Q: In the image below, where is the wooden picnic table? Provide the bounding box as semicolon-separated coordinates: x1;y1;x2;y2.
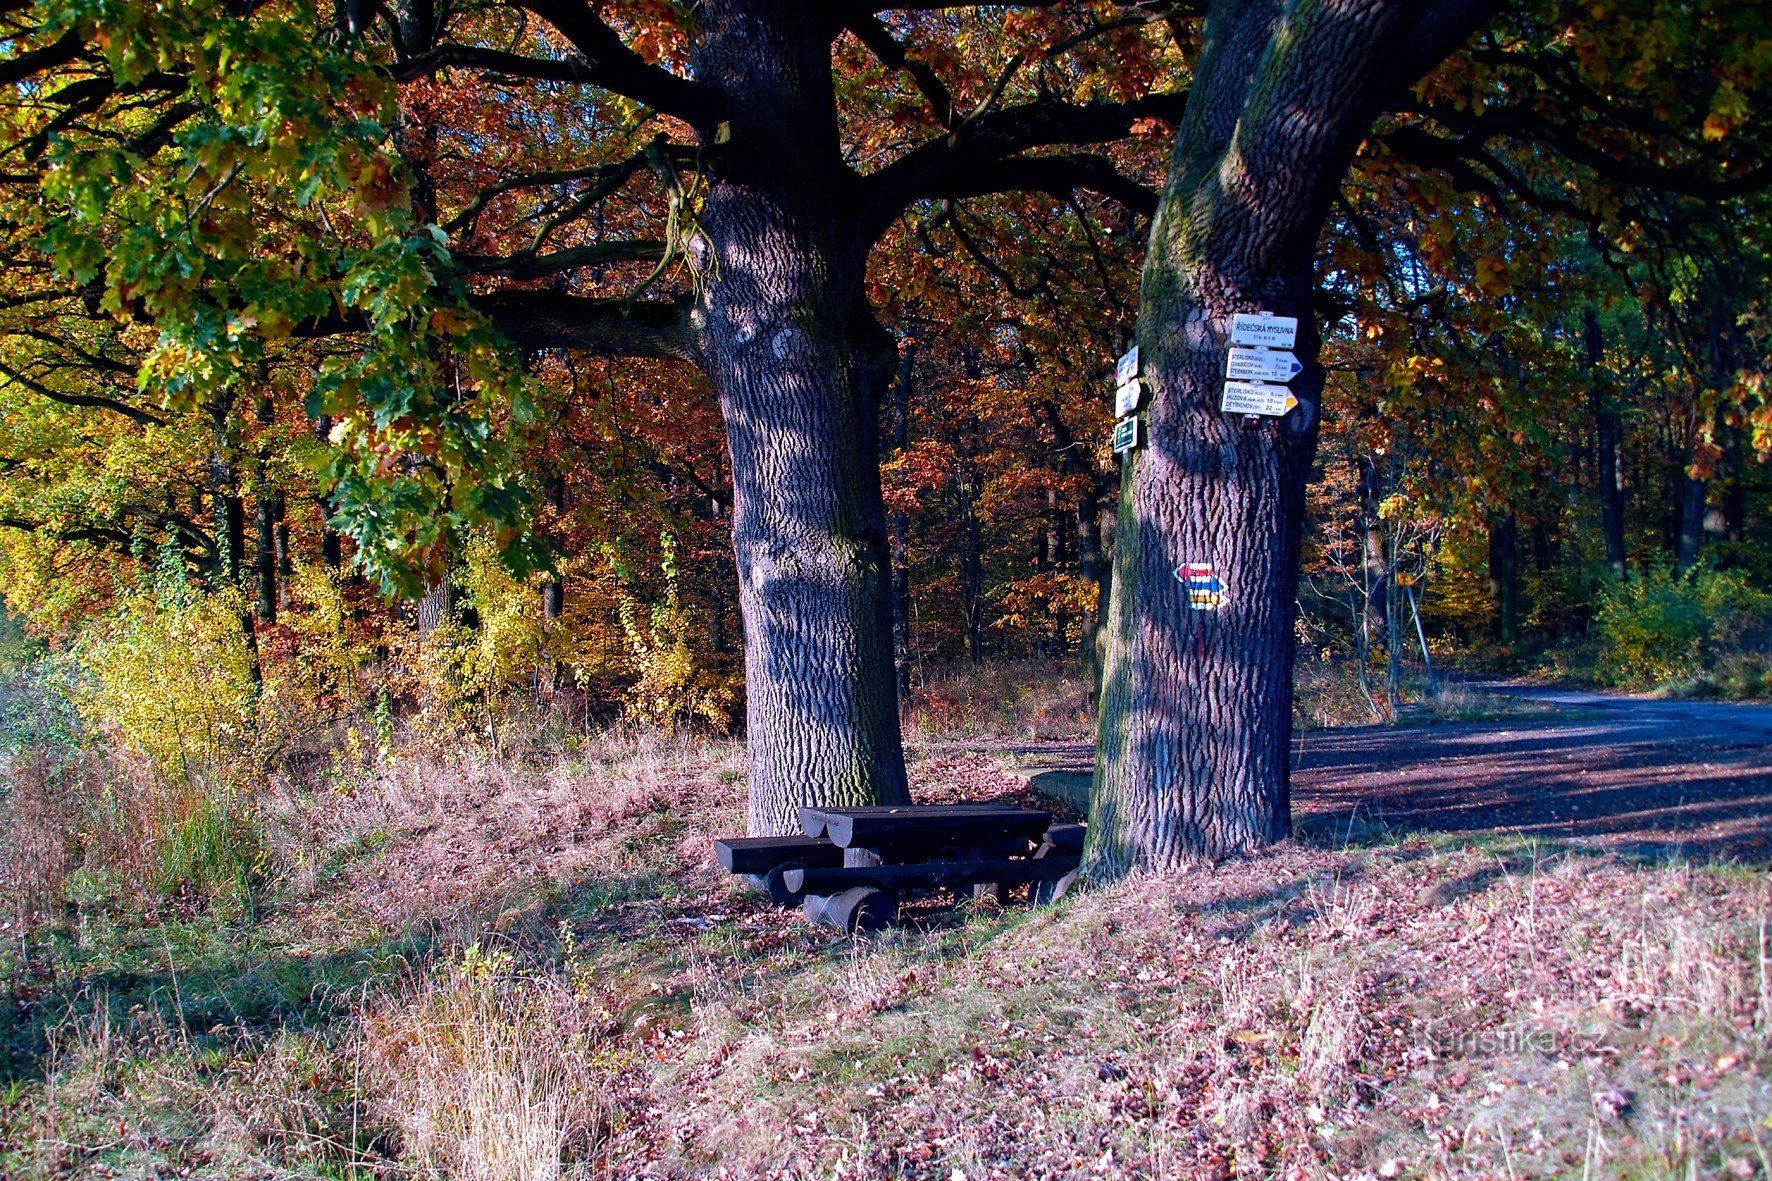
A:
712;803;1083;933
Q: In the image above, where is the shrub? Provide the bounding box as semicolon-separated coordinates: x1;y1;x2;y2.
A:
604;532;736;735
71;550;268;913
1594;564;1772;686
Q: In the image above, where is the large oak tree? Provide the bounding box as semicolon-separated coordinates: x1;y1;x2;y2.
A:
2;0;1178;833
1088;0;1772;867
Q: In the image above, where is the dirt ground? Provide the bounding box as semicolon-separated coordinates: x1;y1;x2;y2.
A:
996;684;1772;864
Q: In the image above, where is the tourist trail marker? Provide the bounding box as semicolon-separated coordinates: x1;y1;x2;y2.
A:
1175;563;1226;610
1226;347;1303;383
1112;416;1141;455
1228;313;1298;350
1220;380;1300;417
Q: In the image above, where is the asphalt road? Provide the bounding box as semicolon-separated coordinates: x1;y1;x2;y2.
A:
1292;683;1772;863
1005;683;1772;864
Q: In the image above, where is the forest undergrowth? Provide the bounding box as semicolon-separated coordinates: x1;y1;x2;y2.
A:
2;666;1768;1180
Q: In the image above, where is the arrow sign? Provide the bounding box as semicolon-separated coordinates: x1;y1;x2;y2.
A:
1220;380;1300;417
1114;378;1143;417
1229;313;1298;349
1226;347;1302;383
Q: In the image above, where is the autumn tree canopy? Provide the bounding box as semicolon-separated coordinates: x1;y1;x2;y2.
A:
0;0;1766;860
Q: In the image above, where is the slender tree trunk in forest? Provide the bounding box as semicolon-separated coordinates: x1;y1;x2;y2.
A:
253;397;276;622
209;461;245;589
1586;310;1628;581
1077;495;1107;676
1674;470;1707;574
1487;513;1520;644
890;341;915;697
1087;0;1496;870
207;403;259;682
1720;423;1747;550
692;2;909;834
1357;453;1390;694
314;414;344;570
1047;487;1067;655
255;495;277;623
271;492;291;608
959;475;985;668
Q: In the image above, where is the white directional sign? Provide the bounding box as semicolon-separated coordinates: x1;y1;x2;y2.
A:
1226;347;1302;383
1229;313;1299;350
1115;344;1140;386
1220;380;1300;417
1114;378;1143;417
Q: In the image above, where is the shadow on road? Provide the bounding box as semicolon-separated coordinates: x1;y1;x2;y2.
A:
1006;694;1772;865
1292;710;1772;865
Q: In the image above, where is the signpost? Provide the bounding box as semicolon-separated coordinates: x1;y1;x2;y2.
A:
1220;380;1299;417
1112;343;1143;455
1112;416;1140;455
1225;347;1302;383
1228;313;1298;349
1221;313;1302;419
1115;344;1140;387
1114;378;1143;417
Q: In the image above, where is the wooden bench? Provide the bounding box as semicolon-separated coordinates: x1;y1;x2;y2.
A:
712;804;1086;932
712;834;843;874
712;834;843;905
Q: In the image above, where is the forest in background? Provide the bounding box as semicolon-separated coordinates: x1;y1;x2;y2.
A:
1;1;1769;739
0;2;1770;1177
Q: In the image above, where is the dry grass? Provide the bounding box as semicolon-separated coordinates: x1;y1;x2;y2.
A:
902;660;1096;743
5;716;1770;1180
356;944;621;1180
285;724;746;942
626;845;1770;1179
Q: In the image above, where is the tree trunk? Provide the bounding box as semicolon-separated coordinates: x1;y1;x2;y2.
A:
1076;493;1107;675
1720;422;1747;550
1586;310;1628;581
693;1;909;834
959;475;985;668
1087;0;1494;870
209;457;245;590
255;493;278;623
890;340;914;697
1487;513;1519;644
1674;470;1707;574
314;415;344;569
417;580;450;632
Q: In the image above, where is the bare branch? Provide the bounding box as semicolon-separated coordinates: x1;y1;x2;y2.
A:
515;0;725;126
454;239;668;280
474;289;700;364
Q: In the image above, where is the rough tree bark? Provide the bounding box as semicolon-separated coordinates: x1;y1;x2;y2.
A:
691;2;909;833
1087;0;1496;870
